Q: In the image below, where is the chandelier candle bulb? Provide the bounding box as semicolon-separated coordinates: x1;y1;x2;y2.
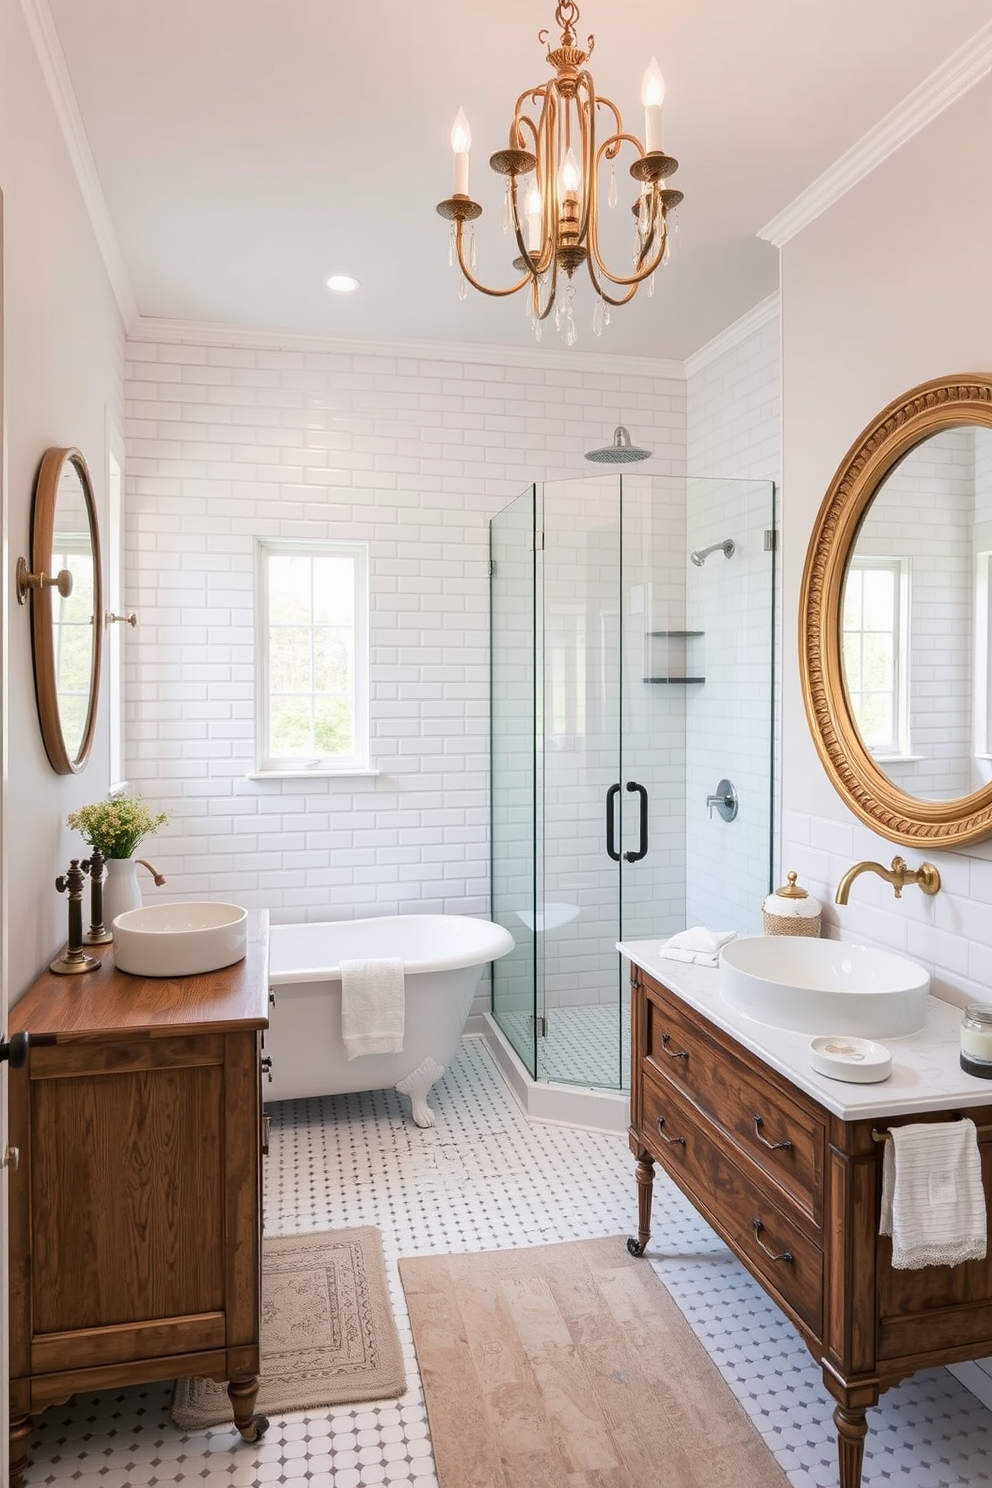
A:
642;56;665;154
451;108;471;195
526;185;542;251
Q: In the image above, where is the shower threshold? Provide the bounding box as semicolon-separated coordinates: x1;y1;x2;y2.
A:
474;1012;629;1136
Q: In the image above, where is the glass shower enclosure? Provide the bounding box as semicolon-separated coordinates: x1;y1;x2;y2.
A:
490;471;776;1092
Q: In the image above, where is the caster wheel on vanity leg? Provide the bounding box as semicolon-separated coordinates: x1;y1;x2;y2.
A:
627;1236;647;1257
237;1413;269;1443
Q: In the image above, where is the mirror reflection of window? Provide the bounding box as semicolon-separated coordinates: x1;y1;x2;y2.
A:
845;426;979;801
842;557;908;759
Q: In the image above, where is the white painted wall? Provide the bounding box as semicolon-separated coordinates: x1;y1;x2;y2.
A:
781;73;992;1004
0;0;124;1004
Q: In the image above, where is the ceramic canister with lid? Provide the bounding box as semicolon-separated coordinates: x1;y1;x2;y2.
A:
762;871;822;938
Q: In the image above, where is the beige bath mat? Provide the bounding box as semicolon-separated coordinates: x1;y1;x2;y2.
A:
400;1233;791;1487
172;1226;406;1428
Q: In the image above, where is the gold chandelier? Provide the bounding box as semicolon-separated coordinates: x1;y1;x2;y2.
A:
436;0;682;345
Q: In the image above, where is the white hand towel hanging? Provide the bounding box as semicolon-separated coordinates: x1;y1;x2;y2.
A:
340;957;405;1060
659;927;737;968
879;1119;987;1269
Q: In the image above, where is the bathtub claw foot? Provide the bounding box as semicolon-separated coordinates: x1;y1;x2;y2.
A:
396;1057;446;1128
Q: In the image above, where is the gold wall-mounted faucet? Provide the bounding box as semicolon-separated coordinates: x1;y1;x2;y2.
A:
835;855;941;905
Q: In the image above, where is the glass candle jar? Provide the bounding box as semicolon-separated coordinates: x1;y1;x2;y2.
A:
960;1004;992;1077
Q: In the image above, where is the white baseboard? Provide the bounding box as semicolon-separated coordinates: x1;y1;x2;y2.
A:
466;1014;629;1137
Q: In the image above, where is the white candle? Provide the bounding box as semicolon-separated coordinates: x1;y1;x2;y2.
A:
525;184;542;252
962;1022;992;1061
451;108;471;196
641;56;665;154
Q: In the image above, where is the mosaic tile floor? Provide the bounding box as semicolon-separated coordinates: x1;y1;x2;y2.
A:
21;1036;992;1487
498;1001;631;1089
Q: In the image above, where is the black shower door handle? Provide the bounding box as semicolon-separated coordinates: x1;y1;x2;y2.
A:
624;781;649;862
606;783;621;861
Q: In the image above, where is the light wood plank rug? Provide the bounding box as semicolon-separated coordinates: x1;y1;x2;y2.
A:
172;1227;406;1429
400;1235;792;1488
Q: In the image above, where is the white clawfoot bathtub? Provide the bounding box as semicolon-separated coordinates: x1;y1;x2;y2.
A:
264;914;514;1126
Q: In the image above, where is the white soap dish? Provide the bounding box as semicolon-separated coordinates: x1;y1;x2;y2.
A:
808;1035;892;1084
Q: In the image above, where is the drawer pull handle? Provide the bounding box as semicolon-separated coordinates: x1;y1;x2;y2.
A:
752;1218;793;1264
661;1034;688;1062
656;1116;686;1147
753;1115;793;1152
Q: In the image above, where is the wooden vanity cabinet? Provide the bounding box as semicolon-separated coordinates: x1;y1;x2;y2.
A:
628;963;992;1488
7;912;270;1487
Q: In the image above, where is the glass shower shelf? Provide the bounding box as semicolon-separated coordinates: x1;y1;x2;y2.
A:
642;675;706;683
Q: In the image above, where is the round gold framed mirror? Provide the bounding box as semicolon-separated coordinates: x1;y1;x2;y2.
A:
800;374;992;847
25;447;103;774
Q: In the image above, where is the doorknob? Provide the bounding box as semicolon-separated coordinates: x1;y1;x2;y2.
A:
0;1032;29;1069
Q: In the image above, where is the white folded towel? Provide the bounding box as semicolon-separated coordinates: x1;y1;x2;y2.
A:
340;957;405;1061
879;1119;987;1269
659;927;738;968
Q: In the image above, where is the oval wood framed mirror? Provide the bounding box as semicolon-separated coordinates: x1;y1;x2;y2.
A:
800;374;992;848
26;447;103;774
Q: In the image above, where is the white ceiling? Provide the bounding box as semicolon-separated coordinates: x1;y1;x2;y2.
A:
42;0;992;361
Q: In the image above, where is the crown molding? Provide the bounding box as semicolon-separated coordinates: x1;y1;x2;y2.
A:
126;317;687;381
759;22;992;247
684;294;779;379
20;0;137;325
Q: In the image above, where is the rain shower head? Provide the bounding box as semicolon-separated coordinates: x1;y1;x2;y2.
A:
584;425;651;464
690;538;736;567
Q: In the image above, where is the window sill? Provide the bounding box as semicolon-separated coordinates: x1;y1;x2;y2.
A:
247;768;381;780
870;753;924;764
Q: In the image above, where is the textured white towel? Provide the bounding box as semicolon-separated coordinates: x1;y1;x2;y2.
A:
340;957;405;1060
879;1119;987;1269
659;927;738;968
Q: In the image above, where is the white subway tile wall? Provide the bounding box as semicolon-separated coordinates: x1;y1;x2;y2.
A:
685;313;782;929
124;336;685;1017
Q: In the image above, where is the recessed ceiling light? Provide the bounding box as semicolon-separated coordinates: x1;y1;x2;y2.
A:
326;274;360;293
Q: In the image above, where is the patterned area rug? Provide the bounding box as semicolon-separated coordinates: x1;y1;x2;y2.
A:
400;1234;791;1488
172;1226;405;1428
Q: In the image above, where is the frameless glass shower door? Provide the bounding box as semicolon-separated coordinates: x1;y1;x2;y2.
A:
490;472;775;1093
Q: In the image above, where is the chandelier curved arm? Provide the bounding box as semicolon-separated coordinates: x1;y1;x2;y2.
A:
585;139;669;289
584;258;640;309
451;219;535;298
595;96;626;156
530;257;561;322
575;71;598;249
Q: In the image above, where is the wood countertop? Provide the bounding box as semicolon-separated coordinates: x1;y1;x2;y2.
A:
10;908;270;1040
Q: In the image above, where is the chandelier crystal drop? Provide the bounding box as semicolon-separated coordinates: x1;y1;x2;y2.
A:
436;1;682;344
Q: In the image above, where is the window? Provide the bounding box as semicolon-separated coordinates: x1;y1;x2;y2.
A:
255;540;370;773
842;556;909;758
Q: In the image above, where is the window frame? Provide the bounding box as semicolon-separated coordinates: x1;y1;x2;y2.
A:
254;537;372;777
842;555;911;761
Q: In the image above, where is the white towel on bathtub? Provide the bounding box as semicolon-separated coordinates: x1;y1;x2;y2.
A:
340;957;405;1060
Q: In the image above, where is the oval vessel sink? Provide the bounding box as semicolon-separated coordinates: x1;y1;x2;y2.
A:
719;935;929;1037
113;901;248;978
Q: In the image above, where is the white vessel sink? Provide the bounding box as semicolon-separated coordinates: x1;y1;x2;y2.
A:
113;902;248;978
719;936;929;1037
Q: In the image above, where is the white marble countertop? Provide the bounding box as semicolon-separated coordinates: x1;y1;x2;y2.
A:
619;937;992;1122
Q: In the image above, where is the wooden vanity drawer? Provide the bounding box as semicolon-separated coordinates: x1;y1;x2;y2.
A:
640;975;825;1224
639;1069;824;1337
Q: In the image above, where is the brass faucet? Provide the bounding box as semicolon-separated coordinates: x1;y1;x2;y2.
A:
835;855;940;905
135;859;167;886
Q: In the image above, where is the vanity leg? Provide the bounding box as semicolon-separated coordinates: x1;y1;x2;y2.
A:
228;1376;269;1443
10;1413;32;1487
834;1402;868;1488
627;1148;655;1256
